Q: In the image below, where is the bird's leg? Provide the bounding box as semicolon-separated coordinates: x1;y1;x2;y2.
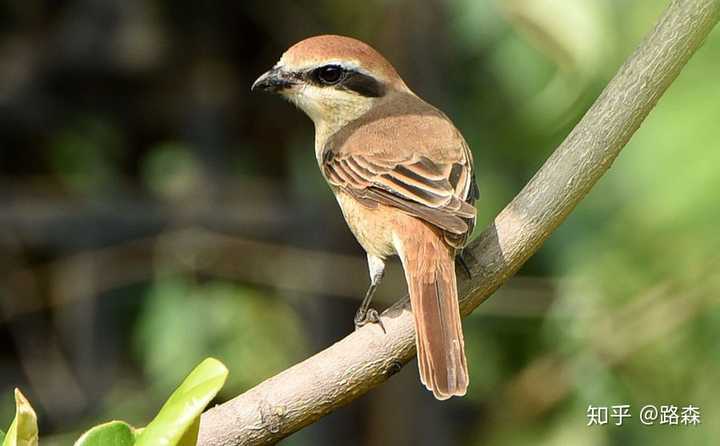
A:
456;249;473;279
355;254;386;332
354;282;383;331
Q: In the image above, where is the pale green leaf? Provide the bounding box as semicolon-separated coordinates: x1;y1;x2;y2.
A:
2;389;38;446
135;358;228;446
73;421;138;446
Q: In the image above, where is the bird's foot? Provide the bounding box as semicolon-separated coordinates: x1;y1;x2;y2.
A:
354;308;386;333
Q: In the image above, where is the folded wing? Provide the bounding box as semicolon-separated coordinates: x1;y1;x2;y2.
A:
323;151;476;247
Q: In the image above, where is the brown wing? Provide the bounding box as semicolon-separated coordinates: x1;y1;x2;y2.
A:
323;151;476;247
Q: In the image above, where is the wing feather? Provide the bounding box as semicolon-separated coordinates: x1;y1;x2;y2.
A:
323;152;477;246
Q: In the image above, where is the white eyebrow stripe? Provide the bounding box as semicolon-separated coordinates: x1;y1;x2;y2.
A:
320;60;361;71
275;58;387;86
278;59;362;73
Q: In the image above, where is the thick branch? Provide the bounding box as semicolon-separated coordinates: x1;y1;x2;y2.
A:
198;1;720;445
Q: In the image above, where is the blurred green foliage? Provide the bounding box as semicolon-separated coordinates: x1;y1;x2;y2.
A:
49;118;126;198
142;143;205;201
134;279;305;398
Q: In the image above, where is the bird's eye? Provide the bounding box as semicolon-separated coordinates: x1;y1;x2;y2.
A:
314;65;344;85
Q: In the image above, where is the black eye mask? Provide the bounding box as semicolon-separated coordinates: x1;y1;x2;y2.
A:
340;71;386;98
306;65;386;98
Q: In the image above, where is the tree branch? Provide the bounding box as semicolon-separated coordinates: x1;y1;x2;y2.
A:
198;1;720;444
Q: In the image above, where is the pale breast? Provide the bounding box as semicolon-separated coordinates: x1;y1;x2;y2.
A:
333;189;401;259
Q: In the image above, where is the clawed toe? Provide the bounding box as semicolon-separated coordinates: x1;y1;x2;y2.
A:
354;308;386;333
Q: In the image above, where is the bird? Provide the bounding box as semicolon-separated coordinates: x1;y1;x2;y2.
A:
252;35;478;400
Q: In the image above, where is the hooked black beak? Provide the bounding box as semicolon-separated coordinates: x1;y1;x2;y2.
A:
251;67;296;93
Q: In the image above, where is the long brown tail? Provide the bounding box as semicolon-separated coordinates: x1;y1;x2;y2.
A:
396;222;468;400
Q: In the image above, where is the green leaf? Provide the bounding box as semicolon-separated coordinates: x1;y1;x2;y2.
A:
2;389;38;446
0;430;5;443
135;358;228;446
73;421;139;446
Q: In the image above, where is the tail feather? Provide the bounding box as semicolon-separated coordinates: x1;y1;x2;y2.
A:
396;224;468;400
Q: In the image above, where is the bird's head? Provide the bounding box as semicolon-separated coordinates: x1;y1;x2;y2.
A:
252;35;409;133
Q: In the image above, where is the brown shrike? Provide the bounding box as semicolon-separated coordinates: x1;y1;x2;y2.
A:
252;35;478;400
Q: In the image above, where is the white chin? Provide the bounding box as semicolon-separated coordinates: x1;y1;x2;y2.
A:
283;92;324;123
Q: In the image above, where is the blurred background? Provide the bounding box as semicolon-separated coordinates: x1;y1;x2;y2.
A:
1;0;719;444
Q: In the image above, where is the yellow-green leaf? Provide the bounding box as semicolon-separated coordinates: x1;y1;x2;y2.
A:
73;421;139;446
2;389;38;446
135;358;228;446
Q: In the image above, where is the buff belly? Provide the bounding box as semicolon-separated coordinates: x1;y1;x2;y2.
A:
333;189;403;260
